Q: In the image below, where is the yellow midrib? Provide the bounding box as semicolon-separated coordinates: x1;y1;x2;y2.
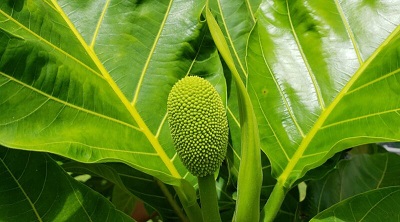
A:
277;25;400;187
50;0;181;179
0;9;104;79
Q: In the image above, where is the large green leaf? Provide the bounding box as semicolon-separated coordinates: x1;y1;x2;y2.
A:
300;151;400;220
247;0;400;188
310;186;400;222
0;147;133;221
0;0;227;190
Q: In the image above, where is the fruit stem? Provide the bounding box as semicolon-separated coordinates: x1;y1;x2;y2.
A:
197;174;221;222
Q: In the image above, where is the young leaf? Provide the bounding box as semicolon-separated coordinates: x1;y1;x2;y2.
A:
206;3;263;221
0;147;133;221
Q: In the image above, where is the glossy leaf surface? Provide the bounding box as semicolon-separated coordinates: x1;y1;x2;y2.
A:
1;0;400;221
0;0;226;188
246;0;400;187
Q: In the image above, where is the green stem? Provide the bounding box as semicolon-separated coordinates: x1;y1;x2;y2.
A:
156;179;189;222
205;3;262;221
198;174;221;222
174;183;203;222
261;181;286;222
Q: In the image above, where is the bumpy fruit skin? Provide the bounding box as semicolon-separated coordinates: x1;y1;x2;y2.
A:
167;76;228;177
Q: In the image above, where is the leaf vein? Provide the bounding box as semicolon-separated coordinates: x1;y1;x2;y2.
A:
63;172;92;222
250;84;289;161
217;0;249;79
0;9;104;79
230;142;241;161
321;108;400;130
376;154;388;189
286;0;325;110
333;0;363;64
131;1;174;105
346;68;400;95
359;190;400;221
0;72;141;132
32;155;48;205
245;0;256;22
9;141;159;156
227;107;240;128
277;25;400;187
89;0;111;49
257;23;305;138
0;154;43;222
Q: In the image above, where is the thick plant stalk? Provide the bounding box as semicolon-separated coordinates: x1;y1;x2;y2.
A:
174;185;204;222
198;175;222;222
261;182;286;222
205;4;263;222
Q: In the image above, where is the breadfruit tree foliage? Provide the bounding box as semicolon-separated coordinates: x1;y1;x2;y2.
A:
0;0;399;221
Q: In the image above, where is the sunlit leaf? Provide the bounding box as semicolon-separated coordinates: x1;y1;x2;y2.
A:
247;0;400;188
0;0;226;188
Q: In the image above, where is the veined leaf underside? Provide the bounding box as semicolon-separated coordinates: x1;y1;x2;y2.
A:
333;0;365;64
278;25;400;186
54;0;182;178
131;0;173;106
286;0;325;110
0;1;183;180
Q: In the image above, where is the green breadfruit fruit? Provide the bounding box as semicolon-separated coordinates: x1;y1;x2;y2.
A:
167;76;229;177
